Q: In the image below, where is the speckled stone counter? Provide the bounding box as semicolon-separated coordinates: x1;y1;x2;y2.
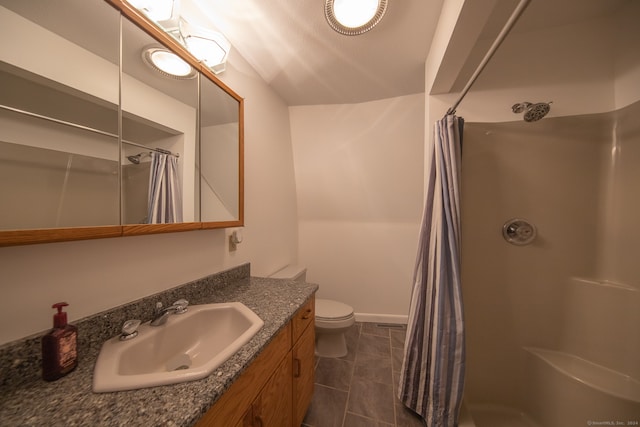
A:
0;264;318;426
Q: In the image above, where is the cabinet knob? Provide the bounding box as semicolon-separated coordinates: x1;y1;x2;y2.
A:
301;309;312;320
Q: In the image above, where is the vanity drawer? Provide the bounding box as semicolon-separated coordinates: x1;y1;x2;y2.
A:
292;295;315;342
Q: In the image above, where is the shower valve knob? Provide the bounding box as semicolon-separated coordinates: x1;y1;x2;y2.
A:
503;219;536;246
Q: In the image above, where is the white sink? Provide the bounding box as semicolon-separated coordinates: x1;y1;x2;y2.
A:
93;302;264;392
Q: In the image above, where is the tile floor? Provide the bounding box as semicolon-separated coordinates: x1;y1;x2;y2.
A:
302;322;425;427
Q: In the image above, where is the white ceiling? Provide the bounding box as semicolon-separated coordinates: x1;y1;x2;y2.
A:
5;0;632;108
182;0;445;106
450;0;632;92
182;0;632;106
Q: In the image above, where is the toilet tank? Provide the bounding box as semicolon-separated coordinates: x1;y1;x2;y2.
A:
270;265;307;282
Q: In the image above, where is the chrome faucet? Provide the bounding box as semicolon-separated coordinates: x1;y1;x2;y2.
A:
150;299;189;326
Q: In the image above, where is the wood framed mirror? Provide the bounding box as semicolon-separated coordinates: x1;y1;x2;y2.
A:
0;0;244;246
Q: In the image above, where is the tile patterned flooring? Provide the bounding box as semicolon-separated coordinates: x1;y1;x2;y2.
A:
302;322;425;427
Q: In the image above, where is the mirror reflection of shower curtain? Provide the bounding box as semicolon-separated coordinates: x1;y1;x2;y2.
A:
147;152;182;224
398;115;465;426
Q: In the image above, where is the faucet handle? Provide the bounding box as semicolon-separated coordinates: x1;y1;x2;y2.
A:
173;299;189;314
120;319;141;341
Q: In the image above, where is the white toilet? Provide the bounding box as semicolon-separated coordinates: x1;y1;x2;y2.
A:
270;265;356;358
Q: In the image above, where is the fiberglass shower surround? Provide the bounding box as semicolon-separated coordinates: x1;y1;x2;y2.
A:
461;101;640;426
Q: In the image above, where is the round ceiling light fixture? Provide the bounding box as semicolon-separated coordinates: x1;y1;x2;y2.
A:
141;46;196;79
325;0;388;36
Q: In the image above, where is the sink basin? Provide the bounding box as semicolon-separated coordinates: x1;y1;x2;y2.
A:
93;302;264;392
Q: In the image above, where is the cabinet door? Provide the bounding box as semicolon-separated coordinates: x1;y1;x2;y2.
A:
292;324;315;426
196;324;292;427
253;352;293;427
235;409;253;427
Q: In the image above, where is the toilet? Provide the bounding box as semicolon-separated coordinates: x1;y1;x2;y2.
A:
270;265;356;358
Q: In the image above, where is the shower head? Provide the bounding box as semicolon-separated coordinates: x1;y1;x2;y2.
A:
524;102;551;122
512;101;552;122
127;154;141;164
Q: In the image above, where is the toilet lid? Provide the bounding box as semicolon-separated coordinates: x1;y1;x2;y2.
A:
316;298;354;321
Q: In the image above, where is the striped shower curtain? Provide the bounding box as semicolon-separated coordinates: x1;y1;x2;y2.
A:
398;115;465;426
147;152;183;224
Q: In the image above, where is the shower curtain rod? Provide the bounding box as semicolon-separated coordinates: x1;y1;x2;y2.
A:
446;0;532;115
122;140;179;158
0;104;179;157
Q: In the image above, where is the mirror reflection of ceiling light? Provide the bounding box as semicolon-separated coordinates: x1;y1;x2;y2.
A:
126;0;230;74
126;0;179;24
180;21;230;75
325;0;388;36
142;46;196;79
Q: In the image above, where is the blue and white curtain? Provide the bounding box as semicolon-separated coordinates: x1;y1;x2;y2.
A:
147;152;183;224
398;115;465;426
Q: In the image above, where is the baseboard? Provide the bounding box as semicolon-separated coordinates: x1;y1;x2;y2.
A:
354;313;408;324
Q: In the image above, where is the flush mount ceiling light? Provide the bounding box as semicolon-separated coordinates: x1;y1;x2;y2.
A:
180;20;231;75
325;0;388;36
141;46;196;79
127;0;231;75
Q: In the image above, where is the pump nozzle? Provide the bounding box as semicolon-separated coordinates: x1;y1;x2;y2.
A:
52;302;69;328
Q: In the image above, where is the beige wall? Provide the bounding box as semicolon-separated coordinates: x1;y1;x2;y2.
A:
461;115;605;406
289;94;424;322
613;1;640;108
461;100;640;413
577;102;640;381
0;49;299;345
598;104;640;285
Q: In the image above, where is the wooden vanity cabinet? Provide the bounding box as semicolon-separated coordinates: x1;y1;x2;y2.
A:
197;296;315;427
292;297;315;426
236;354;293;427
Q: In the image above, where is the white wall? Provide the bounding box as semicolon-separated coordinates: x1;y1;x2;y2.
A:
289;94;424;322
0;47;299;345
201;123;239;221
0;6;118;106
431;13;617;124
0;6;118;160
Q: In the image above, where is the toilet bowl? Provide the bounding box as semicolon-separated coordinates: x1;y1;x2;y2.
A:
315;298;355;358
269;265;355;358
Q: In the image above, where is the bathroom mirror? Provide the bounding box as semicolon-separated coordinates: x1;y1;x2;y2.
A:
0;0;121;233
200;75;241;224
0;0;244;245
120;16;199;226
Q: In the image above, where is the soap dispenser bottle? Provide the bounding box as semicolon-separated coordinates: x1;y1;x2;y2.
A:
42;302;78;381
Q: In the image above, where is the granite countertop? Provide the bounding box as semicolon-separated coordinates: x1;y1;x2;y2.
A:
0;266;317;426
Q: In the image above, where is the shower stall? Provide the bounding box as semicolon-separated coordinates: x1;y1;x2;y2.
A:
431;0;640;424
460;100;640;426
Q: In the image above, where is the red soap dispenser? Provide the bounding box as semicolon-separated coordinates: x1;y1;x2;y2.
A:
42;302;78;381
